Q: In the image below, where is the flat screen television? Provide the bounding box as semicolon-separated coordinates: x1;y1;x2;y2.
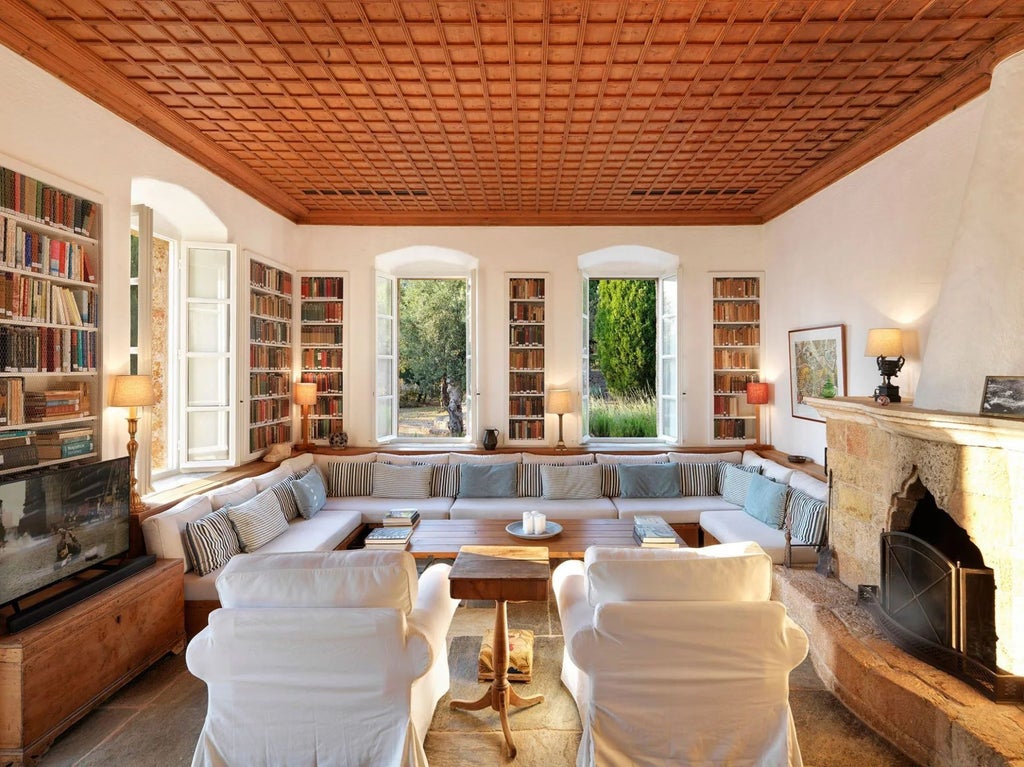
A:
0;457;131;609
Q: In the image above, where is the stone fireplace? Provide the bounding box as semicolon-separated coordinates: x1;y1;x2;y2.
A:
809;397;1023;681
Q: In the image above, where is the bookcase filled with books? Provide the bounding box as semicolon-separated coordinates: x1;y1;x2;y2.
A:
246;253;293;459
507;274;546;444
0;162;100;475
298;272;345;444
711;273;762;443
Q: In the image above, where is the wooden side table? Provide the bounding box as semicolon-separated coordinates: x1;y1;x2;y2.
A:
448;545;550;758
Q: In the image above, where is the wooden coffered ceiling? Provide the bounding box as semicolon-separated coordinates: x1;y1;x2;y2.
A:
3;2;1024;226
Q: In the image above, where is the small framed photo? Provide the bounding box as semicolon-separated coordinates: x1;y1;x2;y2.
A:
980;376;1024;419
789;324;846;422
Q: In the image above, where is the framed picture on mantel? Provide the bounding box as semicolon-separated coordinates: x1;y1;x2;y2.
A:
980;376;1024;420
789;324;846;422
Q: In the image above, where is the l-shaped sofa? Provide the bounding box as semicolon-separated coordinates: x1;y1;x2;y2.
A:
142;449;828;636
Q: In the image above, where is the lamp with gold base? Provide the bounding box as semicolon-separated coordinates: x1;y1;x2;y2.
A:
294;382;318;450
110;375;155;514
547;389;573;451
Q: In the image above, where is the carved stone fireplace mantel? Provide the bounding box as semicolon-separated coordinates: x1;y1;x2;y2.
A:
808;396;1024;677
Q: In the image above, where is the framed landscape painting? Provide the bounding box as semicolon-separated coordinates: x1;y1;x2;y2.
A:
789;324;846;422
980;376;1024;419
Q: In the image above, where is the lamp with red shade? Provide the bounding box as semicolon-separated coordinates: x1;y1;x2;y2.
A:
745;382;771;445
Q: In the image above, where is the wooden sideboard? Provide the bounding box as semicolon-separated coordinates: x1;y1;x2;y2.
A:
0;558;185;765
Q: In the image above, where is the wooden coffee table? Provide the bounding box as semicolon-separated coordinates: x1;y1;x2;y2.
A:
407;518;679;559
447;545;550;758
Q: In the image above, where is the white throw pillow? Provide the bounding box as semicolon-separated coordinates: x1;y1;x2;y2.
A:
541;463;603;500
371;463;433;499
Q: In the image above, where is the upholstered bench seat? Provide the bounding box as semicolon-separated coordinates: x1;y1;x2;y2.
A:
322;496;454;522
448;496;618;520
612;495;741;524
699;509;819;565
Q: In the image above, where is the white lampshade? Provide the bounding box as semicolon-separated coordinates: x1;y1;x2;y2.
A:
294;382;318;406
865;328;904;357
547;388;573;415
110;375;155;407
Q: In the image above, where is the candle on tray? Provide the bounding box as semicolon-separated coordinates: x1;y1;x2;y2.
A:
523;511;534;534
534;512;546;534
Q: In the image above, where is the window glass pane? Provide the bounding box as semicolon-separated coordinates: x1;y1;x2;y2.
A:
376;274;392;312
130;284;138;347
187;304;230;352
187;411;230;462
661;357;676;393
661;317;677;355
377;358;393;396
377;317;393;355
376;398;393;436
187;249;231;299
187;358;230;406
130;232;139;279
660;278;677;316
660;397;677;437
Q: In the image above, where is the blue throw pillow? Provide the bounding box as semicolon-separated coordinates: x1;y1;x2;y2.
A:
617;463;681;498
743;473;789;529
458;463;517;498
291;465;327;519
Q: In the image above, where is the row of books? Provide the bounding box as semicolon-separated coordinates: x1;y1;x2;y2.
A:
250;261;292;295
632;515;681;548
1;215;96;282
0;426;95;469
300;302;343;323
0;326;98;373
250;292;291;320
0;272;96;325
0;380;90;425
300;276;343;299
0;167;98;238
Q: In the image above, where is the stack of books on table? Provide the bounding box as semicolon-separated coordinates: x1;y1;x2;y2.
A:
632;514;680;548
383;508;420;527
34;426;94;460
364;526;414;550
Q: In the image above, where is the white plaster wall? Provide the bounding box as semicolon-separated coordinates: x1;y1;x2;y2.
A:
763;96;986;463
291;225;764;446
0;45;295;461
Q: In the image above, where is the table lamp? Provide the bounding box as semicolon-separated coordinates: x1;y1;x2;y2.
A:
294;382;318;449
547;389;573;451
745;381;770;445
865;328;905;402
110;374;155;513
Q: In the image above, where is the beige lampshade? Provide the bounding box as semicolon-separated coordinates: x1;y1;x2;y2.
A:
547;388;573;415
865;328;904;357
110;375;155;407
294;382;318;406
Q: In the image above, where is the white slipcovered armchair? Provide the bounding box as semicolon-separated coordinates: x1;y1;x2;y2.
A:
552;542;809;767
186;550;460;767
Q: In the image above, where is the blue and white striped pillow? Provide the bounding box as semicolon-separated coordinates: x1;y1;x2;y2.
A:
226;490;289;552
267;477;300;521
787;489;828;548
681;462;719;496
541;464;603;500
719;463;762;506
431;464;460;497
371;463;433;499
328;461;375;496
183;509;241;577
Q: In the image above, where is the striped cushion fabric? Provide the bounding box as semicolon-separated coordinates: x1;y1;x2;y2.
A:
717;461;761;496
431;464;460;497
183;509;241;577
226;490;289;552
371;463;433;499
720;463;762;506
518;455;593;497
600;465;620;497
787;489;828;548
681;462;719;496
329;461;375;496
267;477;300;521
541;464;603;500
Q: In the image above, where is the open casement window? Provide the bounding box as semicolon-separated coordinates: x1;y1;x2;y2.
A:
375;272;398;442
180;242;237;468
375;269;475;444
580;271;679;443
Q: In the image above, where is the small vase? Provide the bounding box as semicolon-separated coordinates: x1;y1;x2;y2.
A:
820;378;837;398
482;428;499;451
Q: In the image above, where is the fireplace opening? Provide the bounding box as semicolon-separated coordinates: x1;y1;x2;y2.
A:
873;477;1022;701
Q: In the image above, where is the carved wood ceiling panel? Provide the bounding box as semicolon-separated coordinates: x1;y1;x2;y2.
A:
3;1;1023;224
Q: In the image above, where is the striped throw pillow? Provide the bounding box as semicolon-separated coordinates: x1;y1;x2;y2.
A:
518;455;594;497
371;463;433;499
717;461;761;496
328;461;375;496
787;489;828;548
226;490;289;552
720;463;762;506
600;465;620;497
681;462;718;496
540;464;603;500
267;477;300;521
183;509;241;577
431;464;460;497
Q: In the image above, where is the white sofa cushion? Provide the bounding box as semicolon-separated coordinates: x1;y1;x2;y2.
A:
700;509;819;565
523;453;595;464
742;450;795;484
208;477;258;510
378;453;450;465
669;451;742;464
253;465;294;491
449;452;522;464
789;470;827;502
594;453;669;465
281;452;316;474
142;494;213;572
216;550;420;613
322;496;453;523
612;495;740;524
583;542;773;605
449;496;617;520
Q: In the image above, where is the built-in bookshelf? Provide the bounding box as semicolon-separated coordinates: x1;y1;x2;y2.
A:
507;274;546;443
0;163;100;475
299;272;344;443
246;253;293;457
711;273;761;442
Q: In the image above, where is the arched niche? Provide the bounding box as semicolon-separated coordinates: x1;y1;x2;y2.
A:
130;178;227;241
374;245;478;276
577;245;680;276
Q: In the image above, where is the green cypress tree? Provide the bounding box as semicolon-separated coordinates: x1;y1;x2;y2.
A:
593;279;656;397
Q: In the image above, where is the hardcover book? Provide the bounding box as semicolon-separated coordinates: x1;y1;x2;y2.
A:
364;526;414;547
383;509;420;526
632;514;678;544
